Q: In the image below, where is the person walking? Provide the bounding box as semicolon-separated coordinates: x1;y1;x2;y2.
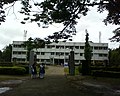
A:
39;63;45;79
31;63;37;78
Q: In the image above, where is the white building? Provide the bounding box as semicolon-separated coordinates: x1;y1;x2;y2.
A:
12;41;108;65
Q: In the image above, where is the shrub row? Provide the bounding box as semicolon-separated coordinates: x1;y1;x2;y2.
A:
0;66;26;75
0;62;13;67
92;70;120;78
91;66;120;72
17;65;29;74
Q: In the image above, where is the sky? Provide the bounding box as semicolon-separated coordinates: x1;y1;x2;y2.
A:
0;2;119;50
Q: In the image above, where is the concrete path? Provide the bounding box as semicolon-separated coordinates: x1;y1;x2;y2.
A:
1;65;120;96
1;66;87;96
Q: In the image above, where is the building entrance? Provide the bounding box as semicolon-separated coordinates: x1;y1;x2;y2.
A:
54;59;64;65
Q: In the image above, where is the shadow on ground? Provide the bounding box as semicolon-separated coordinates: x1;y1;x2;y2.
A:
0;66;120;96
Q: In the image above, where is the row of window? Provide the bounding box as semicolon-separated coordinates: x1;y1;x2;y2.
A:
12;58;26;62
36;52;82;56
46;45;108;50
13;51;26;55
37;52;107;57
13;44;25;48
37;59;80;63
13;44;108;50
13;51;108;57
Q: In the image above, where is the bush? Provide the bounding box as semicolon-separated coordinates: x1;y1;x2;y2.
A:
92;70;120;78
0;66;26;75
17;65;29;74
0;62;13;67
78;65;82;73
81;60;91;75
91;66;105;70
91;66;120;72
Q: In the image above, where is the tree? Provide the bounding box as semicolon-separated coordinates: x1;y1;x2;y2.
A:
0;0;120;41
109;27;120;42
1;44;12;62
23;37;45;61
82;29;92;75
84;29;92;61
0;50;2;62
109;47;120;66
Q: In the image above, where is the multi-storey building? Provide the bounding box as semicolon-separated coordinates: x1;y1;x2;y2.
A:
12;41;108;65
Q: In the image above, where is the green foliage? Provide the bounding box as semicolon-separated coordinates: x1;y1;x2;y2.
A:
82;30;92;75
18;65;29;74
22;37;45;61
81;60;91;75
78;64;82;73
84;30;92;61
109;27;120;42
109;47;120;66
0;62;13;67
0;66;26;75
1;0;120;41
0;44;12;62
64;66;81;75
91;66;120;72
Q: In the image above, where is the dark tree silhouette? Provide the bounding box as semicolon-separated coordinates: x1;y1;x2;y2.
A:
84;29;92;61
82;29;92;75
22;37;45;61
0;44;12;62
0;0;120;41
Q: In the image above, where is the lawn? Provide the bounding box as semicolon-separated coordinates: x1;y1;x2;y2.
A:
0;75;29;82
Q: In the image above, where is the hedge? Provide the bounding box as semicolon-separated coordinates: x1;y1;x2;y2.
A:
91;66;120;72
0;62;13;67
92;70;120;78
17;65;29;74
0;66;26;75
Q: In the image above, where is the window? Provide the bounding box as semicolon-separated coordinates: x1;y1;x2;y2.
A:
21;52;26;54
80;53;83;56
75;53;79;55
60;46;64;49
65;46;69;49
56;52;60;55
13;51;17;54
47;45;51;48
80;46;84;49
94;47;99;50
41;52;45;55
103;47;108;50
56;46;60;49
41;59;45;62
60;52;64;55
36;52;40;55
75;60;79;63
75;46;79;49
51;52;54;55
99;54;108;57
70;46;73;49
65;53;69;55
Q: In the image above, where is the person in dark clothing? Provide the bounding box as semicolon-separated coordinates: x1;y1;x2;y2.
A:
31;63;37;78
39;63;45;78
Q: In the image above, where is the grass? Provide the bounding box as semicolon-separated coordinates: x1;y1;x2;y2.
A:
0;75;29;82
64;66;80;75
64;66;120;87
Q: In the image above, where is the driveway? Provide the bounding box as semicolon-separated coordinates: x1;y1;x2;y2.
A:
1;65;120;96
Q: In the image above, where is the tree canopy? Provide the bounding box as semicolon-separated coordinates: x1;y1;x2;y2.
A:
0;44;12;62
22;37;45;61
0;0;120;41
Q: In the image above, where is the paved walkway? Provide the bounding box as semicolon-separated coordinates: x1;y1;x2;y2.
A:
1;65;120;96
1;66;86;96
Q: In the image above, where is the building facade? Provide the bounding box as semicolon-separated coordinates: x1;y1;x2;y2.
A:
12;41;108;65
